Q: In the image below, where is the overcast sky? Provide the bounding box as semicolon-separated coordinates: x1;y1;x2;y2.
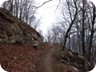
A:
35;0;60;35
35;0;96;36
0;0;96;35
0;0;6;5
0;0;60;35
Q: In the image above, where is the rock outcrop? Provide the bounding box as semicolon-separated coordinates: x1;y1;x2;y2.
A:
0;8;43;47
53;48;92;72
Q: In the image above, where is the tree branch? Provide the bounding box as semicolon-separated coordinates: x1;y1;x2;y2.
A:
32;0;52;9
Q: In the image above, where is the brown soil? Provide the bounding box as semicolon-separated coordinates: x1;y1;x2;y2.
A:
0;43;81;72
43;48;54;72
0;44;43;72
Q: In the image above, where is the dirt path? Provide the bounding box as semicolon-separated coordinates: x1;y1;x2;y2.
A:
43;48;54;72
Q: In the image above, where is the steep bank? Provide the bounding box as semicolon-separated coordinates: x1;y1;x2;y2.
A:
0;8;43;47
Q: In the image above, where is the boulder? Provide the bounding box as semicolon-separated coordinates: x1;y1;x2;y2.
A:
58;49;92;72
0;8;43;48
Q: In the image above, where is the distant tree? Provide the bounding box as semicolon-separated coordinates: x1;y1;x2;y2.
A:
2;0;52;28
61;0;79;51
47;0;96;66
2;0;33;24
87;3;96;62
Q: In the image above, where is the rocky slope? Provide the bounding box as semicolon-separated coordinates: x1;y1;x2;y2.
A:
0;8;44;72
53;48;92;72
0;8;43;47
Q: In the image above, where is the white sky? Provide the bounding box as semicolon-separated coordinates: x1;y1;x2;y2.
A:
36;0;96;35
0;0;96;35
0;0;6;5
35;0;60;35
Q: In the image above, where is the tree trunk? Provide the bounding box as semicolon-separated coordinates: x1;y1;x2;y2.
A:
87;5;95;62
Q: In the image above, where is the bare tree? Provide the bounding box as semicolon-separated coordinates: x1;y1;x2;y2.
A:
61;0;79;51
2;0;52;28
47;0;96;65
87;3;96;62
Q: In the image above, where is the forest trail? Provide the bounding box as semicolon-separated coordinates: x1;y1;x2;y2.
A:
43;48;54;72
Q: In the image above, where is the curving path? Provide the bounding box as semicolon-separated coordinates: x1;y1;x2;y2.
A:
43;48;54;72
